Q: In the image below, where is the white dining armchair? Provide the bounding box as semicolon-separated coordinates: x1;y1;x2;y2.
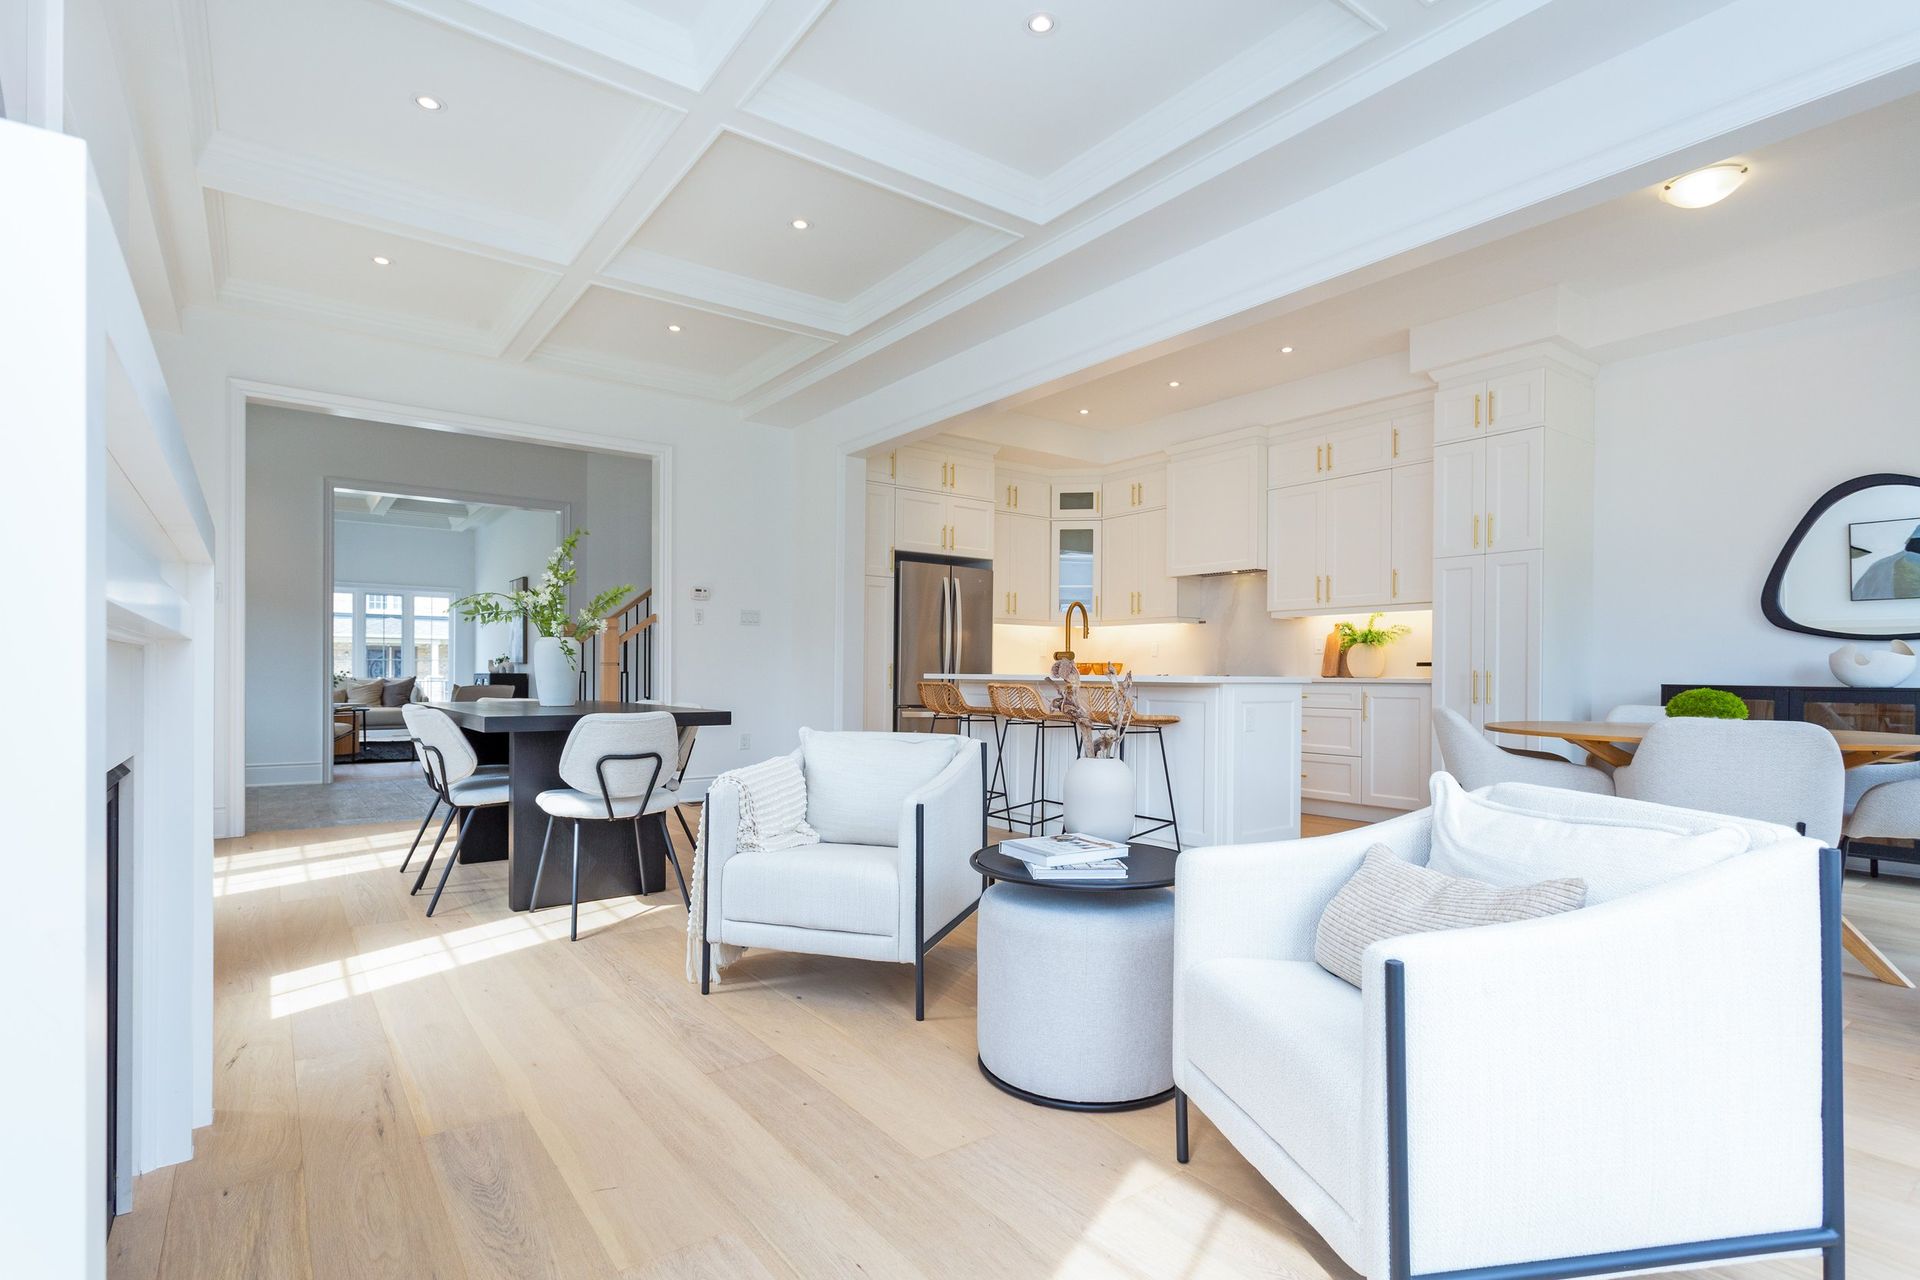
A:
1613;718;1844;842
1432;707;1613;794
697;729;986;1020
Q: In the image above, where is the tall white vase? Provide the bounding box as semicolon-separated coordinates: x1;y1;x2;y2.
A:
531;635;578;706
1062;756;1135;844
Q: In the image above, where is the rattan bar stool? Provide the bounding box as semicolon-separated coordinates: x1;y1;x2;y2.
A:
919;681;1010;817
1085;684;1182;851
988;682;1079;835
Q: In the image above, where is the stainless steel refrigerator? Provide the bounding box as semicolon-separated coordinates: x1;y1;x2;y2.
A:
893;552;993;732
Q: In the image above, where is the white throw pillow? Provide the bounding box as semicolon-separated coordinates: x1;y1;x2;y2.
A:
800;729;960;846
1427;773;1750;903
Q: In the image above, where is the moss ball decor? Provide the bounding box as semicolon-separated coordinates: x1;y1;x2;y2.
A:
1665;688;1750;720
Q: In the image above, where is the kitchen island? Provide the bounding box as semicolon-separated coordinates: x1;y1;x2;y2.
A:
935;673;1307;848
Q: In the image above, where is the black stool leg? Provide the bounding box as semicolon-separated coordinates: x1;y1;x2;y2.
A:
1157;726;1181;853
411;806;458;896
531;815;555;910
400;795;440;873
570;820;582;941
426;808;473;917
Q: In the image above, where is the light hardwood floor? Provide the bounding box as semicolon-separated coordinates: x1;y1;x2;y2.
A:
110;813;1920;1279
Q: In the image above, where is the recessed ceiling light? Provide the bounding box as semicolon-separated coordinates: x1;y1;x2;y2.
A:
413;95;444;112
1167;380;1181;388
666;324;682;333
791;218;809;230
1078;408;1089;415
371;255;391;266
1660;162;1749;209
1027;13;1055;34
1280;346;1294;354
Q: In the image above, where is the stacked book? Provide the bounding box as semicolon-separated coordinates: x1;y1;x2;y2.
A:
1003;833;1130;880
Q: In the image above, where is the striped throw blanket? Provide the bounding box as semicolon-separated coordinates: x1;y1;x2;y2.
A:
685;752;817;983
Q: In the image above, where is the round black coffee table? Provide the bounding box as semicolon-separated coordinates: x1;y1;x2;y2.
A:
969;842;1178;1111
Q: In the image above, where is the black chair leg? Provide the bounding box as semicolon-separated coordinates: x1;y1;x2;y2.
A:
632;817;651;895
426;808;473;917
400;796;440;874
915;948;926;1022
1175;1089;1190;1163
530;815;555;910
673;804;698;849
411;806;457;896
700;941;711;995
570;820;582;941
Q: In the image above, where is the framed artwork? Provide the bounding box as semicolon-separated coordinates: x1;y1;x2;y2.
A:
509;575;530;662
1849;516;1920;602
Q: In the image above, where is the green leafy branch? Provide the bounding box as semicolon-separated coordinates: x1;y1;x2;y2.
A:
1336;612;1412;651
454;528;635;663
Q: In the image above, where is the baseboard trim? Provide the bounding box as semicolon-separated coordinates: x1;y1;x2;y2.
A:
246;761;324;787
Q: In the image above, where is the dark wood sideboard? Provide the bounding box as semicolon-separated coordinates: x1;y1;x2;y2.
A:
1661;683;1919;870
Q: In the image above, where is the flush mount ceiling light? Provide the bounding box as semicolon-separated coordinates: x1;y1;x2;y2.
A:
413;94;444;111
1167;380;1181;388
1078;408;1089;415
1660;162;1749;209
1280;345;1294;354
1027;13;1055;34
371;255;391;266
666;324;682;333
790;218;809;230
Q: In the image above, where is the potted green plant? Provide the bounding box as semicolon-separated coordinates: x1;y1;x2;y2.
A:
1335;613;1412;678
455;530;633;706
1664;688;1750;720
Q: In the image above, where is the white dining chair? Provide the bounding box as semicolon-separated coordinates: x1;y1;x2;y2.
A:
532;711;686;940
401;704;512;916
1432;707;1613;794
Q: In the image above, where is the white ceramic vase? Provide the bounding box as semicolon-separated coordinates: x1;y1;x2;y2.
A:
1344;642;1387;678
1828;640;1917;688
531;635;579;706
1062;756;1135;844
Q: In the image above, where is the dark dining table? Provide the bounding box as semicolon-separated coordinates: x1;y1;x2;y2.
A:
434;700;731;912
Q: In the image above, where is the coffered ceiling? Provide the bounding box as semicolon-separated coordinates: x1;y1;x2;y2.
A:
116;0;1806;417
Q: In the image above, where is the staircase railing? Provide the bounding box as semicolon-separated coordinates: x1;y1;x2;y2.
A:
575;588;657;703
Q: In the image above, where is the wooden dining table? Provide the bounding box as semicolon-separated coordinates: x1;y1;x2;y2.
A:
1487;718;1920;988
435;700;730;912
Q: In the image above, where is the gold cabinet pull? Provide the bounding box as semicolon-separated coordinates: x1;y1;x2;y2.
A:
1474;393;1482;428
1392;568;1399;599
1392;427;1399;458
1472;670;1479;704
1473;513;1480;548
1363;693;1369;721
1487;512;1495;547
1487;390;1495;423
889;451;896;479
1013;591;1018;613
1327;441;1333;470
1326;573;1332;598
1314;574;1321;603
1316;444;1323;472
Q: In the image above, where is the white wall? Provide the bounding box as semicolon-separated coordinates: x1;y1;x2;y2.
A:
471;506;562;669
1588;291;1920;711
246;405;651;784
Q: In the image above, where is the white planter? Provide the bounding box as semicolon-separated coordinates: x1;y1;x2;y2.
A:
1344;643;1387;678
1062;756;1135;844
531;635;579;706
1829;640;1917;688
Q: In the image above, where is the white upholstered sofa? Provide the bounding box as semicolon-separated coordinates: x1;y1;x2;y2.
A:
697;729;987;1019
1173;777;1843;1280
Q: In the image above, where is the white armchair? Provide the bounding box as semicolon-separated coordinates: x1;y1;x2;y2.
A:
1172;783;1843;1280
697;730;987;1020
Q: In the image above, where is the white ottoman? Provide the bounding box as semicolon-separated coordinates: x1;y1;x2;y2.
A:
976;880;1175;1110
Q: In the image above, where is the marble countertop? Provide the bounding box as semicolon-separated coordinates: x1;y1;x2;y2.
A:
937;673;1313;684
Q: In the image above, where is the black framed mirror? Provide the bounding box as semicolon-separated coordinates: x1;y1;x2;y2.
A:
1762;473;1920;640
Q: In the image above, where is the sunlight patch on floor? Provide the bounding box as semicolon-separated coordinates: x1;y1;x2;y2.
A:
215;833;416;895
267;897;664;1017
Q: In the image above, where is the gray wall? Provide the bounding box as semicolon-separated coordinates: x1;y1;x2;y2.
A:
246;405;653;783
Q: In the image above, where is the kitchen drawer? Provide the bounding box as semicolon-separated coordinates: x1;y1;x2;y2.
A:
1302;682;1363;709
1302;754;1361;804
1302;707;1361;756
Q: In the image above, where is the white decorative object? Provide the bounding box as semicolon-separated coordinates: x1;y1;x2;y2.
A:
1828;640;1917;688
1062;756;1135;843
1344;642;1387;678
531;636;578;706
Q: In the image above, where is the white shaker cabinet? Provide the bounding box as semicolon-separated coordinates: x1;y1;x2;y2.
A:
1167;439;1265;575
864;483;894;577
1390;462;1433;606
1322;471;1392;607
1299;681;1432;815
994;511;1051;623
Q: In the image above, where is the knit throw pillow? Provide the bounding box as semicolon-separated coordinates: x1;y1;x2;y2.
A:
1313;845;1587;987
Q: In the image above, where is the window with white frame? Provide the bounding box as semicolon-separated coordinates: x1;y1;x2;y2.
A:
333;586;461;700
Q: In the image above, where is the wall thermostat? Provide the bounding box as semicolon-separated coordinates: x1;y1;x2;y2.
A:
691;586;712;601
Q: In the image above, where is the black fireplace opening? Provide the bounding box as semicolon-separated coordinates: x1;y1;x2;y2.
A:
106;761;130;1236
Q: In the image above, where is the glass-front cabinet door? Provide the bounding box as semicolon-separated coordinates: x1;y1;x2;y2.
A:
1052;521;1101;620
1052;480;1101;519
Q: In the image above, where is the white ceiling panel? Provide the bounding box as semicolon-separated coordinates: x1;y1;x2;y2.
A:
212;193;555;351
531;285;830;399
751;0;1377;218
196;0;679;254
613;132;1013;330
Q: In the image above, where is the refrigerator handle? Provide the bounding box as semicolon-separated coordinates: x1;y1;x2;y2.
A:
953;574;965;673
938;575;950;675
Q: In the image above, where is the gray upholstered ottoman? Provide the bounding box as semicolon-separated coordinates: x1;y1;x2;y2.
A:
975;879;1175;1110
